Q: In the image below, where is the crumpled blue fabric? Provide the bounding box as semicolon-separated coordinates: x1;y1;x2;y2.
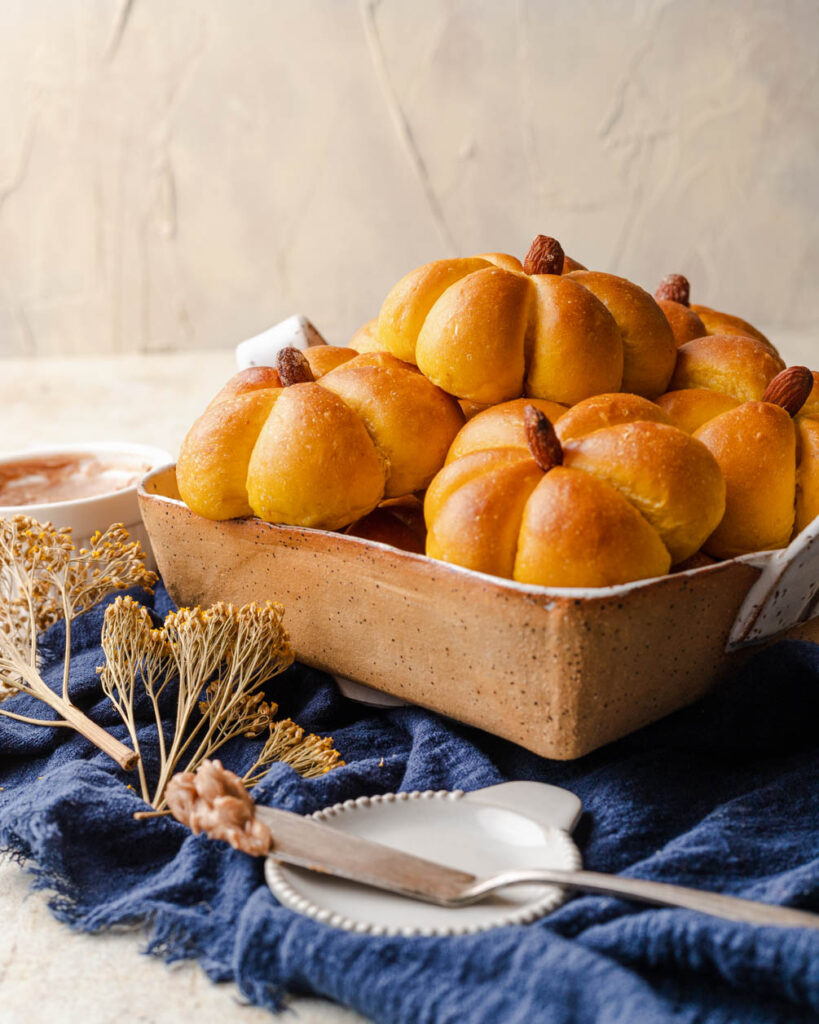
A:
0;582;817;1024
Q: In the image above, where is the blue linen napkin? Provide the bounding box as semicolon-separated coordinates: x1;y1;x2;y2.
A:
1;582;818;1024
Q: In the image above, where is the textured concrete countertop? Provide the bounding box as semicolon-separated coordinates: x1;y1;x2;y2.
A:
0;350;367;1024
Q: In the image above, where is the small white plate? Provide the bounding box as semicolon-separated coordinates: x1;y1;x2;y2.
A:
265;782;582;935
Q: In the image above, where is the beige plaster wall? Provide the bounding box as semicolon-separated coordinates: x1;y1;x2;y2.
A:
0;0;817;358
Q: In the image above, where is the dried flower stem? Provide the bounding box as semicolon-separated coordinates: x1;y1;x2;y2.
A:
0;516;157;770
99;596;344;812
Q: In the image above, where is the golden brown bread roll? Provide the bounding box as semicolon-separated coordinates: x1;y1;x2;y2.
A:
425;405;725;587
514;467;672;588
554;393;671;443
670;334;785;402
247;383;387;530
426;448;545;579
446;397;568;463
375;235;666;405
320;356;464;498
561;421;725;564
178;348;464;529
567;271;677;398
654;273;775;351
796;416;819;534
348;319;380;353
687;366;818;557
655;389;741;435
690;305;772;348
303;345;358;377
695;401;796;558
653;275;707;347
180;383;280;520
346;497;426;554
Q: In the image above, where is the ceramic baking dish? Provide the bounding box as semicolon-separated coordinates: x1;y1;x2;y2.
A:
139;465;819;760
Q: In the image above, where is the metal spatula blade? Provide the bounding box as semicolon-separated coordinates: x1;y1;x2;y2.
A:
257;805;476;904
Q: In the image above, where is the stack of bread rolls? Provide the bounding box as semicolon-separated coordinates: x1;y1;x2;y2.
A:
175;235;816;589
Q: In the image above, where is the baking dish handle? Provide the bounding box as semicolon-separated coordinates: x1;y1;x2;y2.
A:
235;315;326;370
726;515;819;651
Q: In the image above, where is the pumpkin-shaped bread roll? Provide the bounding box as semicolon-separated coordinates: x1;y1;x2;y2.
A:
349;319;379;354
565;271;677;397
446;397;568;462
654;274;707;347
346;496;426;554
656;389;742;435
375;235;674;406
554;392;672;443
247;381;386;529
654;273;776;351
302;344;359;377
178;348;464;530
795;372;819;534
425;404;725;587
691;305;772;347
445;392;667;463
676;367;819;558
669;334;785;402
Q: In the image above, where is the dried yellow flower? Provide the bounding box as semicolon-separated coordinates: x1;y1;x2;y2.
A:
0;516;157;769
99;595;340;811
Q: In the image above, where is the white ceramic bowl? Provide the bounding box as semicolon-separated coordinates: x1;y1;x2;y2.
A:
0;442;173;568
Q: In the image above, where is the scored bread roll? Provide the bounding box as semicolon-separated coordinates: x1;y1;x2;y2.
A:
670;334;785;402
179;379;281;520
375;235;676;406
426;405;725;587
655;389;741;435
653;271;774;349
561;420;725;564
695;401;796;558
554;392;671;443
688;366;818;557
446;397;568;463
567;271;677;398
654;274;707;347
514;467;672;588
690;305;772;347
247;383;387;530
320;356;465;498
178;348;464;530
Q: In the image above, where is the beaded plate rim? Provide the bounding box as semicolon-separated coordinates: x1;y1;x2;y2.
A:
264;789;582;936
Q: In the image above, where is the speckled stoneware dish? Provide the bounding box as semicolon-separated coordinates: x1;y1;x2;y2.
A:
139;466;819;760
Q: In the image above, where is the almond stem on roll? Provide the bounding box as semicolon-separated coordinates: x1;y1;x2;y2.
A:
655;274;690;306
762;366;814;417
523;235;565;276
524;404;563;472
276;347;315;386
